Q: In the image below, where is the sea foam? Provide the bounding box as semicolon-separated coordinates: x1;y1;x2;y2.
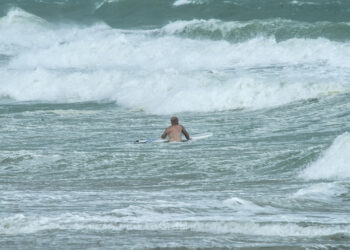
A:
293;183;348;201
173;0;206;6
0;8;48;27
1;9;350;114
301;133;350;180
1;213;350;237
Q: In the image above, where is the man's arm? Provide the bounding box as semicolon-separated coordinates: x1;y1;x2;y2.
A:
182;126;190;140
161;128;168;139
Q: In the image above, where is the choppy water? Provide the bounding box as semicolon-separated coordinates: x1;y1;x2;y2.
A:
1;0;350;249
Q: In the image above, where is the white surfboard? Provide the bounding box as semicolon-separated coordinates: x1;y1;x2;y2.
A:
190;133;213;141
135;133;212;143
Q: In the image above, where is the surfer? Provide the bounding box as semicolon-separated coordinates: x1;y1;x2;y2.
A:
161;116;190;142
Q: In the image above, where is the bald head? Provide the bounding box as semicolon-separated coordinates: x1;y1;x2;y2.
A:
162;116;190;141
170;116;178;125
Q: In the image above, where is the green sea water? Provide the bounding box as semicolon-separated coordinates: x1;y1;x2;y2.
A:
1;0;350;249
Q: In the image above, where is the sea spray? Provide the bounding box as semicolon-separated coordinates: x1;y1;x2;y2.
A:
1;1;350;249
1;9;350;113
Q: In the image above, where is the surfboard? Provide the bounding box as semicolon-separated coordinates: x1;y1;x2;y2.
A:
135;138;168;143
135;133;212;143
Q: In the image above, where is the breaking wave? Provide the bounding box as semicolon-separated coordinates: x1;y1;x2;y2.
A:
1;8;350;114
2;213;350;237
159;19;350;42
301;133;350;180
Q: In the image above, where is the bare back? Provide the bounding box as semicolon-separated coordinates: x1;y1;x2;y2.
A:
162;124;190;142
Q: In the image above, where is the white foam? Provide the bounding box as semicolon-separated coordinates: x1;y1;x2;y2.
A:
290;0;317;6
160;19;350;45
293;183;348;201
95;0;121;9
1;10;350;114
1;66;347;114
223;197;268;213
161;19;246;37
0;8;52;56
1;213;349;237
0;8;48;28
173;0;206;6
301;133;350;180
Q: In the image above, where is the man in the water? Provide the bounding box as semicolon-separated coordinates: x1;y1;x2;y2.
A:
161;116;190;142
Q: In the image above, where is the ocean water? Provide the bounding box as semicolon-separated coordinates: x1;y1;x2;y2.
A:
1;0;350;249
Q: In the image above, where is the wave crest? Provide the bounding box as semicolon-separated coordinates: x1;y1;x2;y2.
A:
0;67;347;114
0;8;48;28
300;133;350;180
2;213;350;237
1;10;350;114
159;19;350;42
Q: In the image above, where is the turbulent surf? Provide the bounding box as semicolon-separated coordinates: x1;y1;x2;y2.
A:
1;0;350;249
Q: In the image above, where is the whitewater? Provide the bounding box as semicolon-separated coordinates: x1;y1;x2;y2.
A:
1;0;350;249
